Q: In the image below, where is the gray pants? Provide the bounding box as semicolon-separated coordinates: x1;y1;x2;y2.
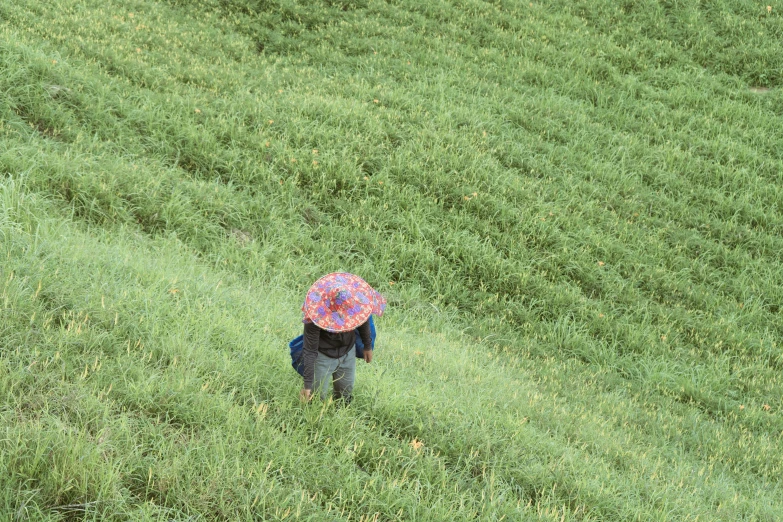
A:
313;349;356;402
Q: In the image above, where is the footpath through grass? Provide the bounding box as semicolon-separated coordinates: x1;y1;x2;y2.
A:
0;0;782;520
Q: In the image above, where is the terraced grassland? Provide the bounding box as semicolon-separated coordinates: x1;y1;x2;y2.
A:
1;0;782;520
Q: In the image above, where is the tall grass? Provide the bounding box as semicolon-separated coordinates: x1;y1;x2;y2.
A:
1;0;781;519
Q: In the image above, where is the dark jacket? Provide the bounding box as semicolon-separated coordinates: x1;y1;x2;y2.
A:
302;321;372;390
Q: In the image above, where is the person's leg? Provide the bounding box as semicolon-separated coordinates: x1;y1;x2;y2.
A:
332;350;356;404
313;353;339;401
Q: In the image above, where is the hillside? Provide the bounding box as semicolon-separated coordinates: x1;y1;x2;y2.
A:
1;0;782;520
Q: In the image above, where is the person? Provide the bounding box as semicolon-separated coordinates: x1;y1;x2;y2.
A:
299;272;386;404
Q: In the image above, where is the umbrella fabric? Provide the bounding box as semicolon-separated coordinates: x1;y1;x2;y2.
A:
302;272;386;333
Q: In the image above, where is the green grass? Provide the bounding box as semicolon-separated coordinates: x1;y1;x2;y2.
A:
0;0;782;519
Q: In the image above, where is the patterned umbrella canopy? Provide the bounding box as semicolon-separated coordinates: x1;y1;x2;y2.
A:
302;272;386;332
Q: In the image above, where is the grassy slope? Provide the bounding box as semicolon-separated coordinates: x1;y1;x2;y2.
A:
1;0;782;520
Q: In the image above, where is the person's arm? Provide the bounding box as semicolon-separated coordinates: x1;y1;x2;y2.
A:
356;320;373;363
301;322;321;398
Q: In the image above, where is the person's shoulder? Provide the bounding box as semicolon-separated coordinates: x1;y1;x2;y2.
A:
304;321;321;332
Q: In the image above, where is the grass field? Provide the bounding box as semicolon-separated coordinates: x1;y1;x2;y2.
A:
1;0;782;519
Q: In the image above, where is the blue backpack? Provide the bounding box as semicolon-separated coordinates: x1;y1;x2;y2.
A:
289;316;376;377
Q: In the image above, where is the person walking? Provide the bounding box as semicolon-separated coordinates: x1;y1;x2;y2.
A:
299;273;386;404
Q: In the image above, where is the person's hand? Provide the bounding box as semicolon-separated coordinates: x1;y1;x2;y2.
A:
363;349;373;364
300;388;312;402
